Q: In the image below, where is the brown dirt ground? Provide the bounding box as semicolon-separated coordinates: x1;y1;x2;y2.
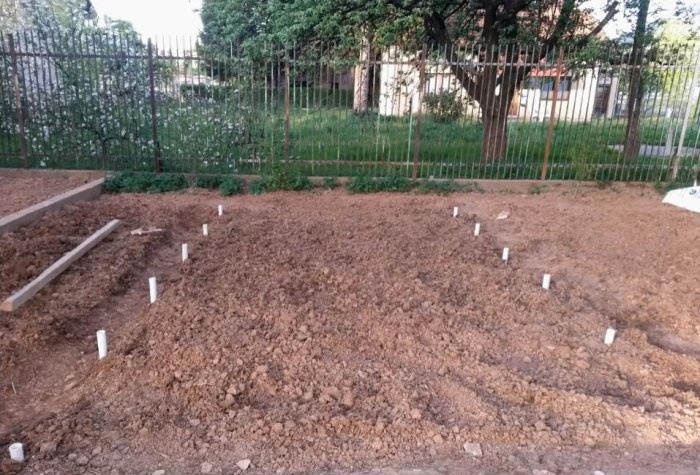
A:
1;182;700;475
0;175;96;216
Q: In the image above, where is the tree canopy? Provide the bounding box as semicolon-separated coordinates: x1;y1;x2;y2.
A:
201;0;619;50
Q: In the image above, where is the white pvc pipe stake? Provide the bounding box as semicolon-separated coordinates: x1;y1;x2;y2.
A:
96;329;107;360
218;205;223;216
604;328;616;346
149;277;157;304
182;243;189;262
474;223;480;236
542;274;551;290
202;224;209;236
502;247;509;263
9;443;24;463
453;207;459;218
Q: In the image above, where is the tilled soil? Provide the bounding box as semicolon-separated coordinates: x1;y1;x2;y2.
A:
0;175;95;216
2;184;700;475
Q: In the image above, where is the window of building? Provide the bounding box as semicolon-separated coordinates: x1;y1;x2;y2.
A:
540;77;572;100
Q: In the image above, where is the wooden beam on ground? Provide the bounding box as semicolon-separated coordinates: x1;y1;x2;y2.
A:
1;219;120;312
0;178;104;236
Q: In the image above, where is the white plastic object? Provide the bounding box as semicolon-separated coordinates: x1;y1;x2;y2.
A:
9;443;24;462
96;329;107;359
453;206;458;218
149;277;157;304
218;205;223;216
662;185;700;213
502;247;509;263
182;243;189;262
604;328;616;346
474;223;480;236
202;224;209;236
542;274;551;289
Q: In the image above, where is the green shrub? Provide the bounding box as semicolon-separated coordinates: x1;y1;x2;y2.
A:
290;175;313;191
347;175;413;193
104;172;190;193
149;174;188;193
248;161;313;194
219;177;243;196
347;176;380;193
249;179;266;195
103;173;127;193
195;175;224;189
324;177;337;190
104;172;154;193
423;90;465;123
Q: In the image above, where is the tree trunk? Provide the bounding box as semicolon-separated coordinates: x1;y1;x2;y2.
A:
481;109;508;161
353;37;371;113
623;0;649;161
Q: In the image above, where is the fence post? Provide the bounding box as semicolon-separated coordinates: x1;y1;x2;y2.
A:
8;35;28;169
540;48;564;181
412;44;427;180
284;57;290;172
147;39;162;173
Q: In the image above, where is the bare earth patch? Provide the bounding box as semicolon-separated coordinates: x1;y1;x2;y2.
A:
0;174;96;217
1;184;699;475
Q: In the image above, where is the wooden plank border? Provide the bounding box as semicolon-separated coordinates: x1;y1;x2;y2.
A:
0;178;104;236
1;219;121;312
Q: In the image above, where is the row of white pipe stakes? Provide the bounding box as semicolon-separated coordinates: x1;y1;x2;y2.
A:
93;205;224;366
458;207;616;347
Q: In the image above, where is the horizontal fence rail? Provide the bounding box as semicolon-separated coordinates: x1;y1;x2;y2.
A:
1;31;699;182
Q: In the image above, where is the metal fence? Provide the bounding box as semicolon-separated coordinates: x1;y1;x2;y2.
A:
1;31;699;181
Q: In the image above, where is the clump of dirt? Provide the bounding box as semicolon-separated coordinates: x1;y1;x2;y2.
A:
4;190;700;475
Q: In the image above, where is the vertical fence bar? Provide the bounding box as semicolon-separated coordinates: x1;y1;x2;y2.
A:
672;44;700;181
540;48;564;181
8;35;28;169
147;39;162;173
412;43;427;180
284;56;291;171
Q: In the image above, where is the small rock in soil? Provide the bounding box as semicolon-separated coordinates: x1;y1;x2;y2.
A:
152;470;166;475
463;442;482;457
410;409;422;420
341;390;354;408
593;472;605;475
76;455;89;466
532;470;556;475
271;422;284;434
201;462;213;474
237;459;251;470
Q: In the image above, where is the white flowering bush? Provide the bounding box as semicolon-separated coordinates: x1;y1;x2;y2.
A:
20;31;154;168
158;97;263;173
0;43;18;140
1;1;269;171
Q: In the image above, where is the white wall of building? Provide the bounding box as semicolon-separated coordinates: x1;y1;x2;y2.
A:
377;47;614;122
